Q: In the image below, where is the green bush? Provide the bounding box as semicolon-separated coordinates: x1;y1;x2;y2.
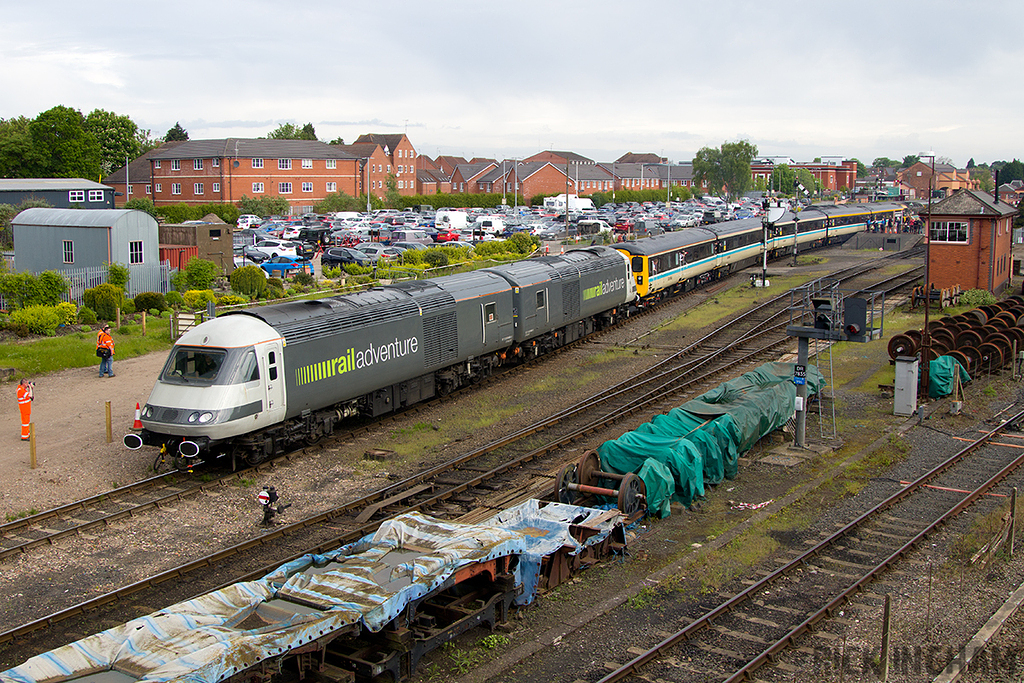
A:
148;308;161;316
217;294;247;307
322;266;343;279
0;270;69;309
424;250;449;268
55;301;78;326
165;291;184;308
134;291;167;312
267;277;284;291
175;257;219;291
230;265;268;297
78;306;98;324
267;286;285;300
183;289;217;311
107;262;130;290
121;299;135;315
960;289;998;308
124;197;158;217
398;249;425;265
292;272;315;287
83;283;125;320
8;305;61;336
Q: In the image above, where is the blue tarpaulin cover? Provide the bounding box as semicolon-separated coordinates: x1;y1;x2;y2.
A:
598;362;823;517
0;503;625;683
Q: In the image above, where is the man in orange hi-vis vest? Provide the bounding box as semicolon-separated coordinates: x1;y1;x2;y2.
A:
17;378;34;441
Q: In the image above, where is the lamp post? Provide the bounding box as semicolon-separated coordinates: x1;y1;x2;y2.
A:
919;151;937;398
502;158;506;206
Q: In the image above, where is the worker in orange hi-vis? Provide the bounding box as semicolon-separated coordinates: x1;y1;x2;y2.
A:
17;378;34;441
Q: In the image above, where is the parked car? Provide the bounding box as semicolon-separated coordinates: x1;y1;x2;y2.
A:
391;241;428;252
252;239;300;258
433;229;461;243
355;243;406;262
321;247;374;269
259;256;314;278
233;245;270;267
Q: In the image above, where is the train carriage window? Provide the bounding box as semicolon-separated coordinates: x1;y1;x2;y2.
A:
631;256;643;273
485;302;497;323
536;291;545;309
268;350;278;381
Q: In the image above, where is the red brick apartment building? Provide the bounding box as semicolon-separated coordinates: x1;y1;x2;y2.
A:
897;161;978;200
749;159;858;192
350;134;419;196
148;139;360;212
924;189;1017;294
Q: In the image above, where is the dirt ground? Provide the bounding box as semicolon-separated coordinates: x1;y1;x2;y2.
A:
1;352;166;516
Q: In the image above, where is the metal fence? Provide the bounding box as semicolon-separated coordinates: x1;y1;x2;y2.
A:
0;262;173;310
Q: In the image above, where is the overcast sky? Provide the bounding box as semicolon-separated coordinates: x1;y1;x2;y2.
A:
4;0;1022;168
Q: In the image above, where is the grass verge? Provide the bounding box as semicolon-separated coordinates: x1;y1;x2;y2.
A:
0;322;174;377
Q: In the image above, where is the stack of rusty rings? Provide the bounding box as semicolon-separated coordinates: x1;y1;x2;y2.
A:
888;295;1024;374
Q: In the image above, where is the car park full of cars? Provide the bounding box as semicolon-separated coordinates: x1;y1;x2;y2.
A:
259;256;314;278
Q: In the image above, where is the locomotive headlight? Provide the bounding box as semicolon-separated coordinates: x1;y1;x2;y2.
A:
187;412;200;423
197;412;214;424
142;405;154;418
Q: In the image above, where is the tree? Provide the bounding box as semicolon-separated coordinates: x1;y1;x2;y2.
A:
966;158;976;169
29;106;101;178
998;159;1024;185
266;122;317;140
85;109;147;175
328;136;345;145
900;154;920;169
970;167;994;192
165;122;189;142
872;157;898;170
692;139;757;200
0;116;42;178
384;174;402;208
850;158;868;178
768;164;797;195
314;191;363;213
124;197;158;217
237;194;291;217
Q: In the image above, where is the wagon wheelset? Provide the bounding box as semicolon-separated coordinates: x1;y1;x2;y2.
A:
555;451;647;517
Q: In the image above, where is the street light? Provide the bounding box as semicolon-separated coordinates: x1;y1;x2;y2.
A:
919;151;937;398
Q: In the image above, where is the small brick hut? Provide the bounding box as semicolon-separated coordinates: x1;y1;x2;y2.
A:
924;189;1017;294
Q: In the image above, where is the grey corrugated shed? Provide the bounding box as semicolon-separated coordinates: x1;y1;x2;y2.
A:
0;179;110;191
13;208;139;227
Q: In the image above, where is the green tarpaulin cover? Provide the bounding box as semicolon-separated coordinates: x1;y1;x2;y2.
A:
927;355;970;399
598;362;823;517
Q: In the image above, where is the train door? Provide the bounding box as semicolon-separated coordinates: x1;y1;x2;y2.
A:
481;301;513;346
260;341;286;423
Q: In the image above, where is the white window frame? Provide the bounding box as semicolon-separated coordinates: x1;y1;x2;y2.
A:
194;182;204;195
326;182;337;192
127;185;133;195
155;183;161;193
252;182;264;193
129;240;144;264
212;182;220;193
171;183;181;195
69;190;85;202
279;182;292;194
145;184;152;194
154;160;161;169
252;158;264;169
86;190;101;203
301;158;312;169
62;240;74;264
930;220;969;243
302;182;313;193
194;158;203;170
278;158;292;170
212;158;220;168
171;159;181;171
326;159;336;169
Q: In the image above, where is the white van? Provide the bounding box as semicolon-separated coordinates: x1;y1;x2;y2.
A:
473;216;505;236
436;209;469;231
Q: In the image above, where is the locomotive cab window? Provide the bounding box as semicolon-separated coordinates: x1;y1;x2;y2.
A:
631;256;643;273
163;348;228;385
268;350;278;381
536;291;545;309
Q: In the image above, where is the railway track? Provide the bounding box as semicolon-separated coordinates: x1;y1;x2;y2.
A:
0;249;922;668
595;409;1024;683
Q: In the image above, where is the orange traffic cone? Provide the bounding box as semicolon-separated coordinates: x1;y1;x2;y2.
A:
133;402;143;429
560;247;564;255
